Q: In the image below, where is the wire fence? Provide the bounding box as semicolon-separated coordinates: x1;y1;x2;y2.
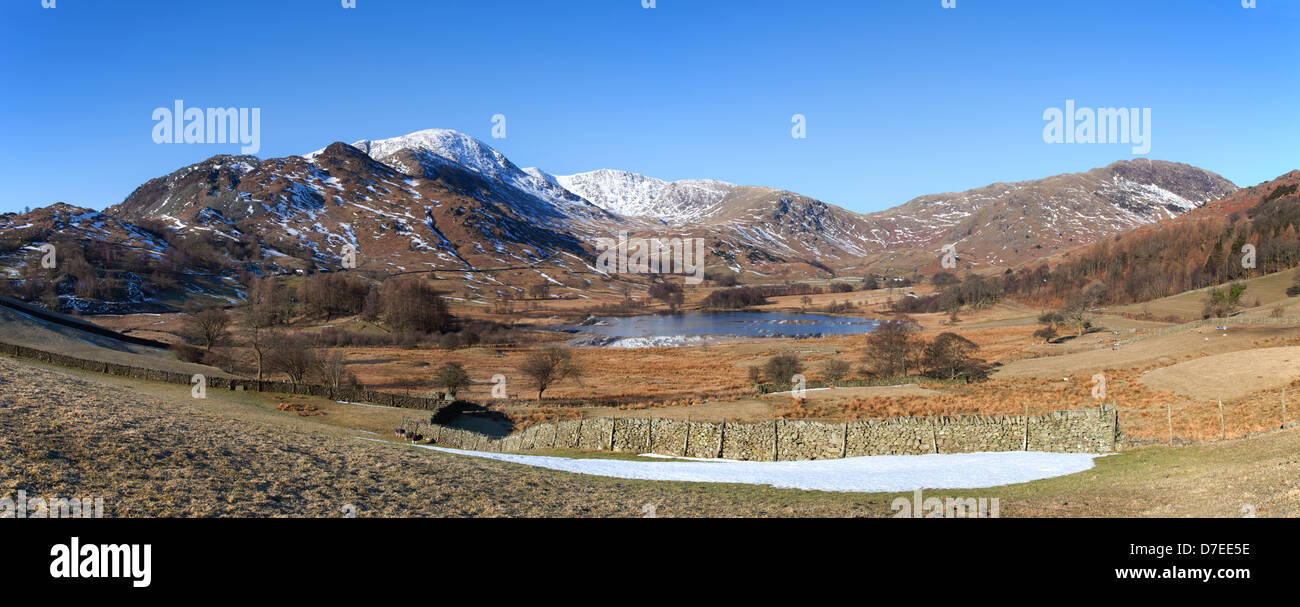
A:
1115;315;1300;347
1106;389;1296;443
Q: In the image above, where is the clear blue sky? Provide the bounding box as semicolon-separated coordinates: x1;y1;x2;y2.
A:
2;0;1297;215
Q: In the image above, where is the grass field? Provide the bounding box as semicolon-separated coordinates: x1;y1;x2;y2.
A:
4;353;1300;517
10;269;1300;516
1109;268;1300;321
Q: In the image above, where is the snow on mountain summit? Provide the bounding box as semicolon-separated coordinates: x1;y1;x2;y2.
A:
306;129;518;183
522;167;562;187
555;169;737;223
354;129;511;179
306;129;586;213
304;130;742;223
296;133;1236;266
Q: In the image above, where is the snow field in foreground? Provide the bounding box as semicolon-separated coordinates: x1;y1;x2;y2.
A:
410;444;1105;493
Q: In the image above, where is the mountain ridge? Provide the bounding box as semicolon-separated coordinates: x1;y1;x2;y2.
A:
0;127;1250;313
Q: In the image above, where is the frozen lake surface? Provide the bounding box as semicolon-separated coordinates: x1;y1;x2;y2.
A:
557;311;879;347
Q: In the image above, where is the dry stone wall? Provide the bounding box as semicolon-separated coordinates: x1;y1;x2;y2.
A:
0;339;1119;461
402;408;1119;461
0;340;460;417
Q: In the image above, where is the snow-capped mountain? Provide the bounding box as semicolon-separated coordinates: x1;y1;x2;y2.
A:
104;140;602;296
549;169;738;224
861;160;1239;268
0;127;1244;312
297;131;1238;270
306;129;586;216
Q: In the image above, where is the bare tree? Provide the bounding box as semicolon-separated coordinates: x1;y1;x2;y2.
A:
1081;279;1108;307
182;304;231;351
316;350;354;391
1059;296;1093;337
267;336;318;386
922;332;987;381
492;294;516;315
377;278;453;334
863;319;919;377
648;277;684;312
518;347;582;401
246;276;290;326
762;352;804;385
434;362;471;398
245;325;277;382
241;307;277;382
395;376;423;396
822;358;851;382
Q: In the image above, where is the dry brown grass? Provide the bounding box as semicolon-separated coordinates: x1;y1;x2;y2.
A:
275;400;325;417
1139;346;1300;400
83;303;1300;447
0;354;892;517
7;352;1300;517
506;406;581;430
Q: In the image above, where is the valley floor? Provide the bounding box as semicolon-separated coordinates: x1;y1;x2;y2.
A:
2;354;1299;517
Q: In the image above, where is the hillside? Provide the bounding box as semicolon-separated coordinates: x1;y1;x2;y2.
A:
0;297;227;377
1001;172;1300;308
863;160;1237;270
5;352;1300;516
0;128;1244;313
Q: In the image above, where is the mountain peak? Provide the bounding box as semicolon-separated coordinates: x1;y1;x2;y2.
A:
555;169;737;223
350;129;502;168
304;128;590;208
305;128;500;168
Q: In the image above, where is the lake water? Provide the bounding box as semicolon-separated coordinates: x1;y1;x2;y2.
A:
557;311;879;348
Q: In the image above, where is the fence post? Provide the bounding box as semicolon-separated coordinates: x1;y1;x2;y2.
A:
683;416;691;456
1218;398;1226;440
1022;405;1030;451
1167;403;1174;444
1111;402;1119;452
931;419;939;454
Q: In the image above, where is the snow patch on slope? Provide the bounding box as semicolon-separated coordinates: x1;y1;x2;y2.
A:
410;445;1105;493
304;129;605;227
556;169;736;223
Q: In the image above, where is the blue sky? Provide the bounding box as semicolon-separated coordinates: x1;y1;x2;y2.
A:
1;0;1297;215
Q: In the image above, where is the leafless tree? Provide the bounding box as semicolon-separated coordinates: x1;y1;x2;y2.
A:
822;358;851;382
922;332;987;381
267;335;318;386
183;304;231;351
245;325;277;383
377;278;452;333
648;277;684;312
316;350;353;391
762;352;804;385
518;347;582;401
434;362;471;398
863;319;920;377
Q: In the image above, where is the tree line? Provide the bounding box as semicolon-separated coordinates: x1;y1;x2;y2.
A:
1002;183;1300;308
748;319;991;388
